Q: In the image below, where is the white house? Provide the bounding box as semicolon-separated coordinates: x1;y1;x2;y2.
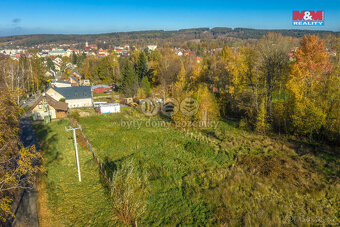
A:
52;81;72;88
49;50;67;57
46;86;93;108
147;45;157;51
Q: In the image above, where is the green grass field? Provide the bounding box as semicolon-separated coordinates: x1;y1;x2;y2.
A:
78;112;339;226
33;109;339;226
34;120;113;226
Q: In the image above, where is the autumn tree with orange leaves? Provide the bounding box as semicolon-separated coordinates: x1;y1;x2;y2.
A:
287;35;335;139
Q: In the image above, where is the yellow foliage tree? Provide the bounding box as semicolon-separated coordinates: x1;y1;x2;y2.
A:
195;84;220;126
287;35;331;138
0;90;42;223
255;98;269;133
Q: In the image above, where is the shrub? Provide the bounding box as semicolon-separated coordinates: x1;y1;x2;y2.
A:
69;111;80;122
111;159;149;226
239;118;249;130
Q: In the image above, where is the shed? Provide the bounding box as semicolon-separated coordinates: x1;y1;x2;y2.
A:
96;103;120;114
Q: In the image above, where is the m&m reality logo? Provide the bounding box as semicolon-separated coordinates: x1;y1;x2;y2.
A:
292;11;324;26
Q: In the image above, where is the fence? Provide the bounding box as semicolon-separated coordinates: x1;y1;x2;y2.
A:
79;127;113;185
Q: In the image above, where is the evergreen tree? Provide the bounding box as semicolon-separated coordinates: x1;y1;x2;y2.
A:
46;57;55;71
136;52;148;81
141;76;151;95
121;60;138;97
72;51;78;65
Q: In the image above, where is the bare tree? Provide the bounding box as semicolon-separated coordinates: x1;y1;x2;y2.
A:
257;33;292;116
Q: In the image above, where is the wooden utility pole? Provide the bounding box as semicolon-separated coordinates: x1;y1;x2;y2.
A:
65;125;82;182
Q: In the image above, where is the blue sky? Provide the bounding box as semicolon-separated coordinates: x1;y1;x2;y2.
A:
0;0;339;36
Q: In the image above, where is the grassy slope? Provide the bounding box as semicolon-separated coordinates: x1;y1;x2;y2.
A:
79;112;339;225
80;113;232;225
33;109;339;226
34;120;113;227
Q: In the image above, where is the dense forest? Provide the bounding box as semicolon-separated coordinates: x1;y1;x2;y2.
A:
72;33;340;144
1;27;339;47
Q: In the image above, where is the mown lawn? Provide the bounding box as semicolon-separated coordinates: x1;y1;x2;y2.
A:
79;112;339;226
34;120;113;226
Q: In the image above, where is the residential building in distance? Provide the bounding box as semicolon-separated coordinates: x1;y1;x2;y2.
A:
81;79;91;86
85;41;98;50
98;49;109;57
46;86;93;108
69;70;83;82
30;94;68;120
52;80;72;88
147;45;157;51
68;76;80;86
48;49;68;57
92;84;111;94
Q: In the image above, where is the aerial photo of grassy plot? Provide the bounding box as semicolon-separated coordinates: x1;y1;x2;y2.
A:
1;1;339;226
28;107;338;226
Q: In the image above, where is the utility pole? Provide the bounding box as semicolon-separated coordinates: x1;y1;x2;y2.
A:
65;125;82;182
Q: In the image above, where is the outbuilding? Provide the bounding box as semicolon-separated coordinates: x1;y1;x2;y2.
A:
96;103;120;114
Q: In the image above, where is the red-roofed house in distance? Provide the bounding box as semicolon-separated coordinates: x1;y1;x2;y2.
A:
92;85;111;94
85;41;98;50
98;49;109;57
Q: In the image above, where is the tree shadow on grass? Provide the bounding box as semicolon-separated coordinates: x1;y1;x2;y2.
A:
286;138;340;180
33;123;61;166
98;154;137;194
96;157;117;195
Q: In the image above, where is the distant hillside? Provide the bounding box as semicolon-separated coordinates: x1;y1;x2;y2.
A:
0;27;338;47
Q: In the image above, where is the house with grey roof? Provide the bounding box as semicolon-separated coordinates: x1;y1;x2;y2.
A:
46;86;93;108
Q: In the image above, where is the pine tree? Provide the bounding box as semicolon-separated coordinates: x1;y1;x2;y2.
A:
141;76;151;95
121;60;138;97
136;52;148;81
72;51;78;65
